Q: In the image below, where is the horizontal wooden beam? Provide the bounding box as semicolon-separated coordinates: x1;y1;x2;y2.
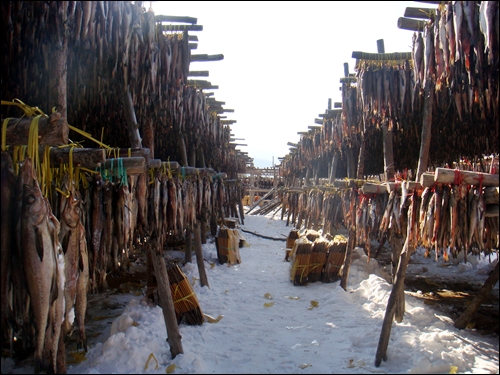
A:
213;109;234;113
397;17;426;32
188;70;209;77
340;77;357;83
155;15;197;24
207;99;225;105
334;102;342;108
308;125;322;130
190;54;224;62
404;7;435;19
101;157;146;175
188;35;198;41
160;24;203;32
351;51;413;60
287;142;298;147
314;118;323;125
221;120;237;125
189;43;197;50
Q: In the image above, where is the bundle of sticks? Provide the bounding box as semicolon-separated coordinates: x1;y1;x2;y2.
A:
308;238;329;283
321;240;347;283
290;237;313;286
167;263;204;325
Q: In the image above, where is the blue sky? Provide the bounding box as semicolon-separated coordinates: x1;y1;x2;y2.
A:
153;1;418;167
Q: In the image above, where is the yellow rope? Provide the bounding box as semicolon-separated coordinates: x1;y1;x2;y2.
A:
2;118;11;152
68;124;112;150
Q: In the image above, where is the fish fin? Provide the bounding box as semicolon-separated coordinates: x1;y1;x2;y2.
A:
35;227;44;262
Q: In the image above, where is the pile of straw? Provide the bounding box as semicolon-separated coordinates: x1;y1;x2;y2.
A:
167;263;204;325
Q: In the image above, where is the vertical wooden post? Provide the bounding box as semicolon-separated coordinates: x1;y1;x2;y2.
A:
329;151;338;184
184;226;192;264
357;134;366;179
48;3;68;119
340;226;356;291
415;80;434;182
147;238;183;359
122;89;143;149
193;222;209;288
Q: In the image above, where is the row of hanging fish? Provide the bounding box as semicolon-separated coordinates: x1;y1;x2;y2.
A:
1;154;90;374
2;2;246;180
277;181;497;262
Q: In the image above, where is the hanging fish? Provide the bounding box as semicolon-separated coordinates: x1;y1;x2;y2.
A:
21;159;59;374
453;1;464;63
90;176;103;292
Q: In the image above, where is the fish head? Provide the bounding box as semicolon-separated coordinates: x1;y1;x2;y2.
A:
22;183;47;226
62;191;81;228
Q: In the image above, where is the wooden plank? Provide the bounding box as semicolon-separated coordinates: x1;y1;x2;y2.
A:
188;35;198;41
190;54;224;62
155;15;197;24
160;24;203;32
334;102;342;108
340;77;357;83
397;17;426;32
246;187;276;214
314;118;323;125
484;187;499;204
189;43;197;50
101;157;146;175
188;71;209;77
434;168;499;187
419;171;434;187
404;7;436;19
351;51;413;60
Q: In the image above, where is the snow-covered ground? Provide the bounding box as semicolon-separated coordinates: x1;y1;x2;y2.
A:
2;211;499;374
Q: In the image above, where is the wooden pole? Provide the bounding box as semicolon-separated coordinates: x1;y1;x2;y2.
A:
397;17;426;32
122;89;143;149
147;238;184;359
193;222;209;288
340;226;356;291
454;261;500;329
415;80;434;182
184;227;192;264
434;168;499;187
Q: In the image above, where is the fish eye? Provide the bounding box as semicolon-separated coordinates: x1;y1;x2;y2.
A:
25;195;36;204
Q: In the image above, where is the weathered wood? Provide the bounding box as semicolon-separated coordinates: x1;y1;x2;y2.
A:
148;159;162;168
101;157;146;175
334;102;342;108
339;77;357;83
207;99;225;105
340;226;356;291
404;6;436;19
397;17;426;32
188;35;198;41
454;261;499;329
351;51;413;60
2;113;69;146
419;171;435;187
434;168;499;187
189;43;197;50
246;188;276;214
375;234;413;367
386;181;420;193
161;161;180;171
184;227;192;264
155;15;197;24
415;81;434;182
357;135;366;180
361;182;387;195
220;120;237;125
160;24;203;32
484;187;499;204
190;54;224;62
147;239;184;359
121;89;142;149
193;222;209;287
48;147;105;169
